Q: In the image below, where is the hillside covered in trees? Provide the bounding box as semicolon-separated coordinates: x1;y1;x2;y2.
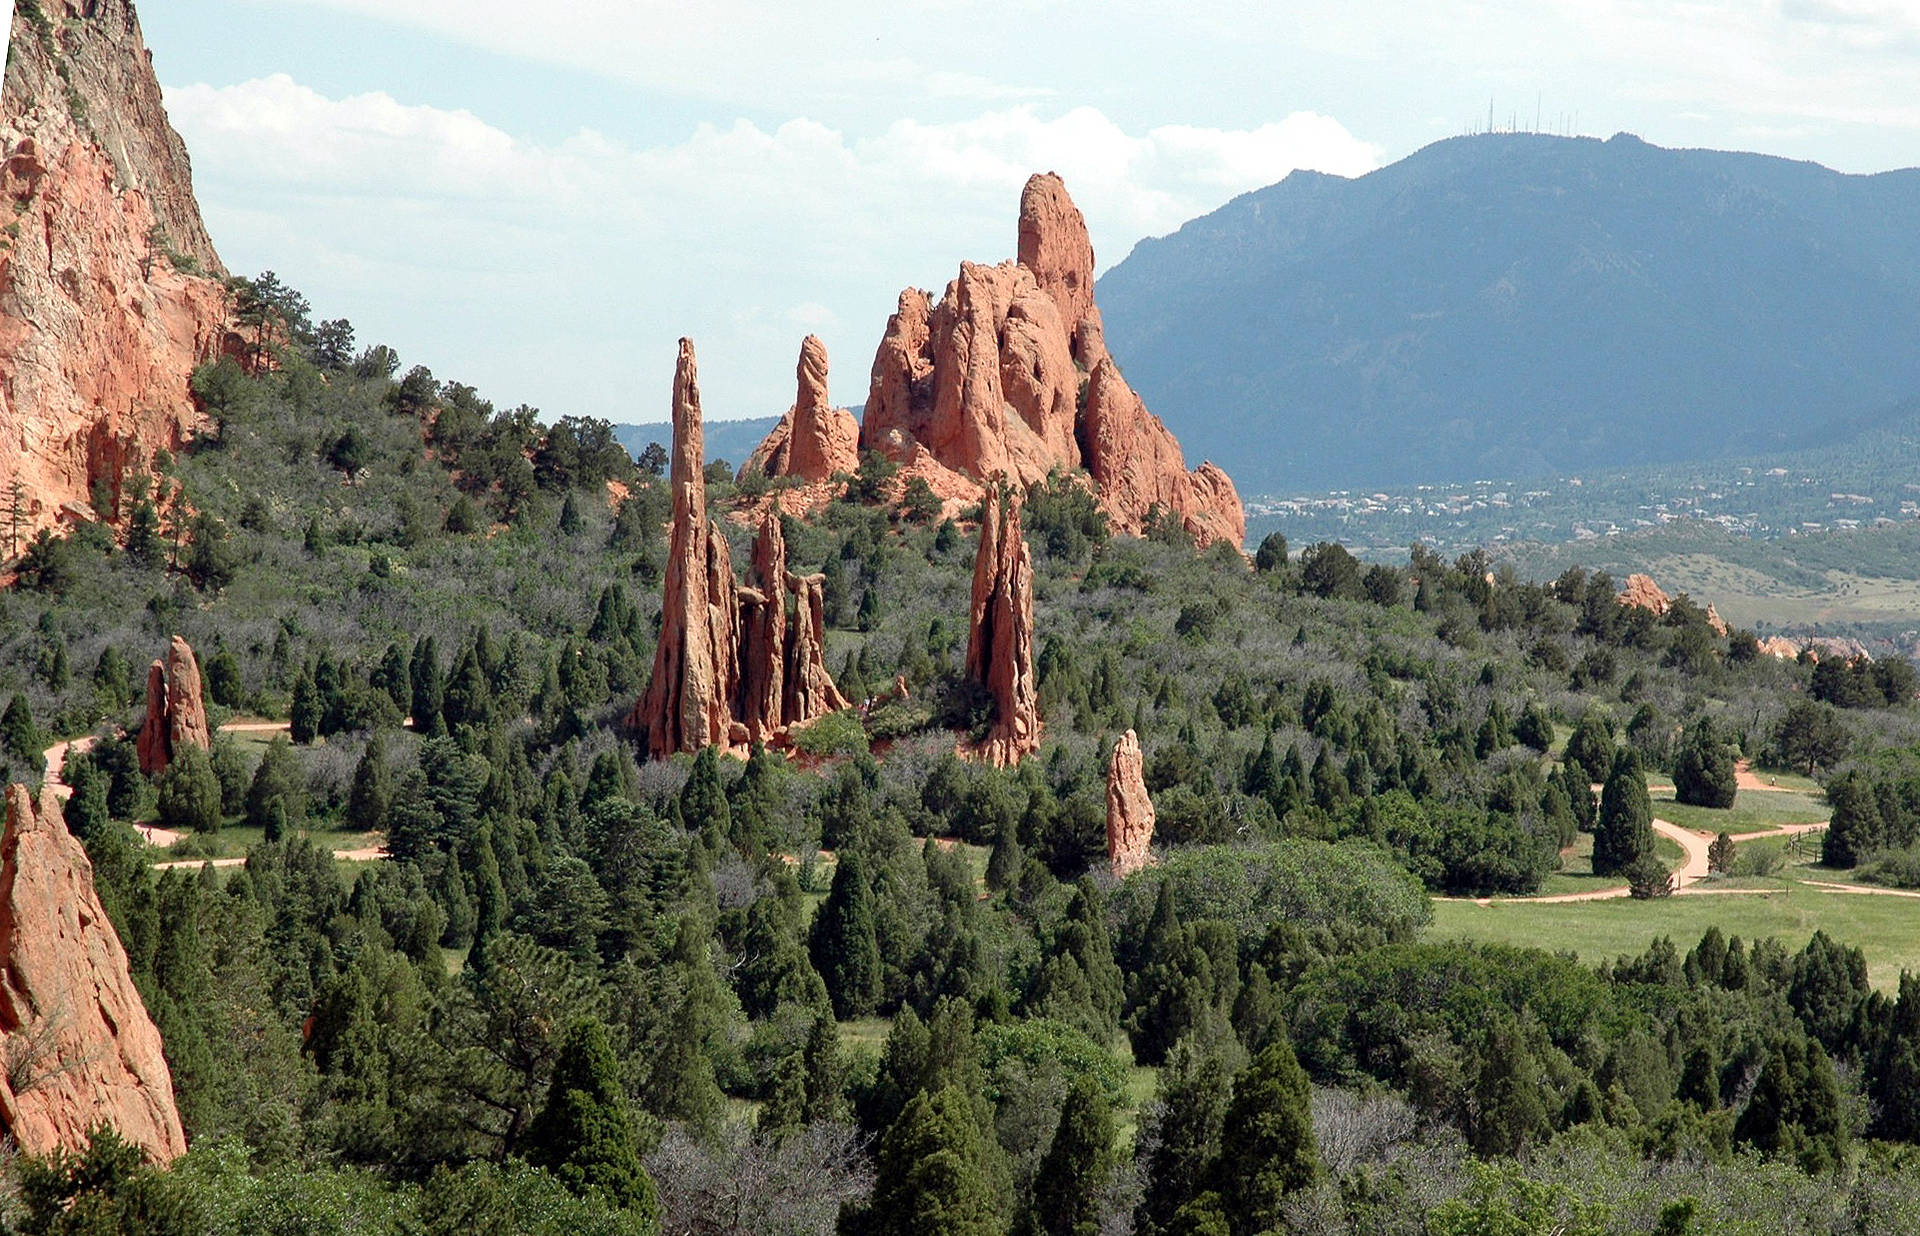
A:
6;275;1920;1233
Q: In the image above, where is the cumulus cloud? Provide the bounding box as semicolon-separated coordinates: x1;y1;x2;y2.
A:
166;75;1379;423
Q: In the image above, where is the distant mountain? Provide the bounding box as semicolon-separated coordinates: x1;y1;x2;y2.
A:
614;417;781;470
1097;132;1920;495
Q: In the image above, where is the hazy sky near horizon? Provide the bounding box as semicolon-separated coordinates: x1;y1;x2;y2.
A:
137;0;1920;431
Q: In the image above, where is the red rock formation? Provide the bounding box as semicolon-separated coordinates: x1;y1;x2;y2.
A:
861;173;1245;549
1106;730;1155;878
0;783;185;1162
136;635;210;775
0;0;232;541
633;341;740;757
964;485;1039;766
739;336;860;486
1617;573;1729;636
633;341;849;757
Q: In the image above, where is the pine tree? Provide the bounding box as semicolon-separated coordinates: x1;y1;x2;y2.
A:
410;635;445;736
1025;1075;1113;1236
1135;1028;1242;1236
677;746;730;844
155;745;222;834
1673;717;1737;808
1469;1020;1550;1156
245;735;306;832
558;490;583;535
1870;972;1920;1140
1594;747;1654;876
1210;1037;1321;1236
347;732;392;832
524;1018;660;1218
2;693;39;764
861;1086;999;1236
289;666;321;745
810;852;881;1018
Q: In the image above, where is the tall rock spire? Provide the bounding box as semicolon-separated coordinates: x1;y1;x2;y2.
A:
1106;730;1155;878
633;341;849;758
965;483;1040;766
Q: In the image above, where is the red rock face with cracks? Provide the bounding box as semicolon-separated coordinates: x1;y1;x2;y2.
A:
632;340;849;758
964;486;1040;767
861;173;1245;550
0;0;232;541
136;635;211;775
1106;729;1156;879
0;783;186;1163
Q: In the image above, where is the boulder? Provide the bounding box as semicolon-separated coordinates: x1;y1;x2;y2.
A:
0;783;185;1163
964;485;1040;766
1106;730;1155;878
136;635;209;776
859;173;1245;549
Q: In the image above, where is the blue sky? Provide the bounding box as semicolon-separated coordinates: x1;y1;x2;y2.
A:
135;0;1920;430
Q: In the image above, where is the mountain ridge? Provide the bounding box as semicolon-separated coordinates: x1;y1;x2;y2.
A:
1098;131;1920;495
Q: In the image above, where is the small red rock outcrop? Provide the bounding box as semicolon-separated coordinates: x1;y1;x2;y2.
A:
0;783;186;1163
136;635;211;776
964;485;1039;767
1617;573;1729;636
1106;729;1155;879
0;0;232;543
739;336;860;486
860;173;1245;550
632;340;849;758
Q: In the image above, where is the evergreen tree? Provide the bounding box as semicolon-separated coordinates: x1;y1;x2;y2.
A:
1733;1034;1847;1174
1594;747;1654;876
244;736;306;832
1870;972;1920;1141
558;489;583;535
154;745;222;834
1673;718;1737;808
289;666;321;745
346;732;392;832
1136;1028;1242;1236
16;1128;192;1236
677;746;730;844
810;852;881;1018
523;1018;660;1219
1563;708;1615;784
2;693;39;764
1470;1020;1550;1156
410;635;445;736
860;1086;999;1236
1025;1075;1113;1236
1211;1036;1321;1236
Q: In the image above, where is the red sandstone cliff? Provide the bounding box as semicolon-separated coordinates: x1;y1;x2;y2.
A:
0;0;231;541
738;335;860;487
0;783;185;1162
859;173;1245;550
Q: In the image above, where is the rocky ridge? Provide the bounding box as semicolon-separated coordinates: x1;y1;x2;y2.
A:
0;782;185;1162
630;340;849;758
736;335;860;488
0;0;231;540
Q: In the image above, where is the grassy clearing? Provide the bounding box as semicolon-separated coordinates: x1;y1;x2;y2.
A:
1430;882;1920;989
1475;831;1684;900
1654;789;1829;837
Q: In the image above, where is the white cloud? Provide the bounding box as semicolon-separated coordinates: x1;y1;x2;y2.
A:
166;75;1379;424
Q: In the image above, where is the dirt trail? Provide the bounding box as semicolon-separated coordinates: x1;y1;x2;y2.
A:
1457;818;1751;907
1735;760;1806;794
1798;880;1920;900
